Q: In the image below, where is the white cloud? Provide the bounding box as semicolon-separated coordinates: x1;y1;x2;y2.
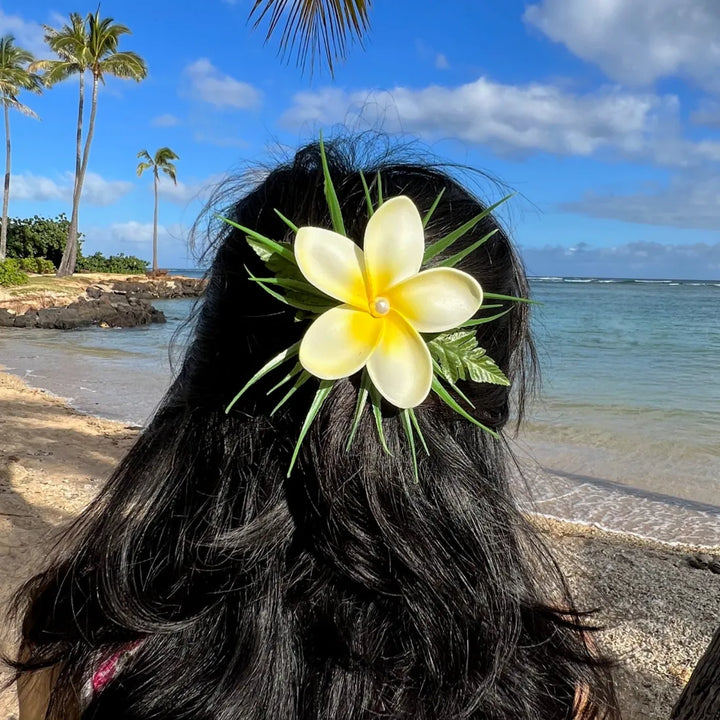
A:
435;53;450;70
181;58;262;109
561;174;720;230
522;241;720;280
0;10;47;58
10;172;132;205
156;174;225;205
282;77;707;163
152;113;181;127
524;0;720;91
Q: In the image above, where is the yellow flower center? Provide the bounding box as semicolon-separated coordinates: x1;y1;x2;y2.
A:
370;296;391;318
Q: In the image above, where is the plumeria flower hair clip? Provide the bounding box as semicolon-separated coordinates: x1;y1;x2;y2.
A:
224;135;528;478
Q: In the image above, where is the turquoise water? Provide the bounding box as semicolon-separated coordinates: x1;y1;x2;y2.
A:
2;275;719;543
515;279;720;507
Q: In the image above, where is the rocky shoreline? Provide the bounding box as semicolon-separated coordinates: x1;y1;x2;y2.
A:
0;276;205;330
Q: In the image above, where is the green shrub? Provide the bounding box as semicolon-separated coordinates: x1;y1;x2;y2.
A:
7;214;79;266
17;257;56;274
0;258;29;286
76;252;149;274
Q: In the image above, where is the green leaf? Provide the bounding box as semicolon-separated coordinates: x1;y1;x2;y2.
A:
219;215;297;266
439;228;499;268
369;384;392;455
287;380;335;476
432;359;475;409
271;371;311;416
423;194;513;264
346;370;371;450
246;267;335;313
429;330;510;386
483;292;539;305
409;408;429;456
422;188;445;228
359;170;374;217
319;132;345;236
376;171;383;206
247;274;330;300
274;208;299;234
225;342;300;414
267;362;303;395
247;236;273;262
400;409;419;482
459;307;512;327
431;377;499;439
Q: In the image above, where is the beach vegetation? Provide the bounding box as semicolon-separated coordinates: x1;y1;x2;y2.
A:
32;10;148;277
17;257;56;274
0;257;29;286
0;35;43;261
76;251;149;274
136;147;180;274
6;213;74;266
247;0;371;75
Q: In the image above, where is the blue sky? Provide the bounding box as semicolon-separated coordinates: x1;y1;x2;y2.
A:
2;0;720;278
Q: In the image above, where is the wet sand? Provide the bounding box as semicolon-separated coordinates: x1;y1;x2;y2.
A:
0;371;718;719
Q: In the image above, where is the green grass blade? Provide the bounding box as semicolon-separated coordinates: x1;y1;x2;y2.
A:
225;342;300;414
400;409;419;482
247;275;330;299
423;194;513;264
359;170;374;217
408;408;429;456
439;228;499;268
346;370;371;450
422;188;445;228
432;360;475;408
267;362;303;395
219;215;296;265
274;208;299;234
369;384;392;455
319;132;346;236
459;307;512;327
287;379;334;476
483;292;539;305
431;377;499;439
246;268;334;313
376;171;383;206
271;371;311;416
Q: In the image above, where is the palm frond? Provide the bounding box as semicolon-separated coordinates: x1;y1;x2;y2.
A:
96;51;147;81
248;0;372;75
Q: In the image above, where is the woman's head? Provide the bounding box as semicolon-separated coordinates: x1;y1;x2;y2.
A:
180;137;533;455
10;137;617;720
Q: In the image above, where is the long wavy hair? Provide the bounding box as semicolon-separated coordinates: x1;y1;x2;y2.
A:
8;138;618;719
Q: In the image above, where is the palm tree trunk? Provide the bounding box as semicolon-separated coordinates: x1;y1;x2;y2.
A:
152;172;159;273
57;71;86;277
72;72;84;202
1;102;10;261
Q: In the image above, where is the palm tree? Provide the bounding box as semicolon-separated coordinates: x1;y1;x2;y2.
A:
247;0;372;75
0;36;43;260
34;10;147;276
136;147;179;274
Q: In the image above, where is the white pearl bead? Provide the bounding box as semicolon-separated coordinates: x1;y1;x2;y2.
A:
373;297;390;316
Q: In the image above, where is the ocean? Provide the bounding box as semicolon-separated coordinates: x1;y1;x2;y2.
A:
1;274;719;547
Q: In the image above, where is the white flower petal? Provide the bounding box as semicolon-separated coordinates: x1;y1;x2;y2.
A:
363;196;425;295
299;305;382;380
366;312;433;409
295;227;368;308
387;268;483;333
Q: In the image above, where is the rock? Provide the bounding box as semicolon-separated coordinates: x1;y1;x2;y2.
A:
0;308;17;327
13;312;37;328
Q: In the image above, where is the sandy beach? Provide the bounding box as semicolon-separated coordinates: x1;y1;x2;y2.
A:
0;370;718;720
